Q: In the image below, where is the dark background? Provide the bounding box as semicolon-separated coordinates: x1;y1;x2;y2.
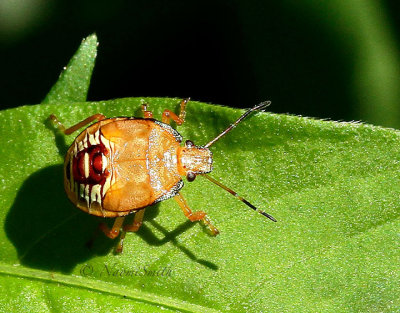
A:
1;1;400;127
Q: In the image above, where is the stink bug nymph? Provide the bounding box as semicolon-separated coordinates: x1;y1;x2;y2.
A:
50;99;276;252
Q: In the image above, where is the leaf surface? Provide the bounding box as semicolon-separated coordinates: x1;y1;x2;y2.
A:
0;35;399;313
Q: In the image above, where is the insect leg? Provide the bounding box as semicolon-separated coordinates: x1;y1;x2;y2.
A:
115;231;126;254
99;216;125;239
142;102;153;118
174;191;219;235
124;209;146;232
49;114;106;135
115;210;145;253
162;98;189;125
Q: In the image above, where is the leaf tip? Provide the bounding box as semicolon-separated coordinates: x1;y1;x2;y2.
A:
83;33;98;47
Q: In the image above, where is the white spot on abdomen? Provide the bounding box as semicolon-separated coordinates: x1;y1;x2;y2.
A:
78;141;84;152
89;132;100;145
84;153;89;178
91;184;102;203
102;153;108;172
103;174;112;197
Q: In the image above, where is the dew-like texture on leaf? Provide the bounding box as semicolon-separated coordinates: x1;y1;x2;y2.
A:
0;35;399;313
0;98;399;312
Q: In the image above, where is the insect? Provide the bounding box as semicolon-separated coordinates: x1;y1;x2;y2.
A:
50;99;276;252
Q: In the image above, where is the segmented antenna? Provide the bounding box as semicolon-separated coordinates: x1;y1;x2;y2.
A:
201;173;277;222
204;101;271;148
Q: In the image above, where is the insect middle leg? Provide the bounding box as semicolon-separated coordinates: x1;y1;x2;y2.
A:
162;98;189;125
174;192;219;235
113;210;145;253
124;209;146;232
49;113;106;135
99;216;125;239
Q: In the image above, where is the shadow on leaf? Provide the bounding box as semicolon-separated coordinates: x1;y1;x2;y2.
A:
4;165;116;273
5;165;218;272
137;220;219;270
4;116;219;272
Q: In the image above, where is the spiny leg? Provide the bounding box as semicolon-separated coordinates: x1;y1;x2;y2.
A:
99;216;125;239
162;98;189;125
49;113;106;135
174;191;219;235
141;102;153;119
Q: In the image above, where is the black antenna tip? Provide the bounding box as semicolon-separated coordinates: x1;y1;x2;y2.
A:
242;199;277;222
260;211;277;222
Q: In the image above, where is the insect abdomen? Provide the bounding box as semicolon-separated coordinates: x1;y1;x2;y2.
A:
64;127;114;216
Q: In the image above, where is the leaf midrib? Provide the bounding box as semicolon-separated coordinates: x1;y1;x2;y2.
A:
0;262;220;313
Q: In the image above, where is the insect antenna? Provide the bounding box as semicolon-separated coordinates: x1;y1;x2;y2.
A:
204;101;271;148
201;173;277;222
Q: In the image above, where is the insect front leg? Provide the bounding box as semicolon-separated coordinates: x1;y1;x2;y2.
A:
174;192;219;235
162;98;189;125
49;113;106;135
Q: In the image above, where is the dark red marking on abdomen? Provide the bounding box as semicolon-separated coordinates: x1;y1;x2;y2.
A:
72;144;109;186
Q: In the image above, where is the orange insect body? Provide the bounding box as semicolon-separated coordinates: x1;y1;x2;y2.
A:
64;117;212;217
51;99;275;252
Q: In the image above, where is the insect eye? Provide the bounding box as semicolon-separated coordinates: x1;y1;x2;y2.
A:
185;140;194;148
186;172;196;182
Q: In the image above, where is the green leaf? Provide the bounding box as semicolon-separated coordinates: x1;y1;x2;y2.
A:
41;33;98;104
1;35;399;312
0;98;399;312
